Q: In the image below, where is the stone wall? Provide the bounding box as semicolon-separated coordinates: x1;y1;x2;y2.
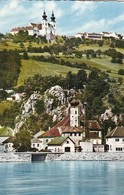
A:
1;152;124;162
54;152;124;161
0;152;31;162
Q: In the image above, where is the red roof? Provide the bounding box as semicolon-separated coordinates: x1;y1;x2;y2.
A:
57;115;70;127
11;26;33;32
39;117;101;138
40;127;60;138
106;127;124;138
87;120;102;131
11;23;42;32
62;126;83;133
39;116;70;138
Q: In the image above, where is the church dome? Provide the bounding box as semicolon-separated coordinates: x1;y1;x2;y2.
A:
70;99;80;107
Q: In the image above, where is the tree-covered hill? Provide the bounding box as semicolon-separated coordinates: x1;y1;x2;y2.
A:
0;33;124;138
0;50;21;88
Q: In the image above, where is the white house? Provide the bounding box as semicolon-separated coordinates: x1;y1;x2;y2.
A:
31;138;43;151
47;136;75;153
79;141;93;152
106;126;124;152
83;32;103;40
1;137;14;152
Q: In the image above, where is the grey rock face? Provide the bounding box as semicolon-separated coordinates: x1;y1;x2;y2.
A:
14;93;40;133
44;85;65;121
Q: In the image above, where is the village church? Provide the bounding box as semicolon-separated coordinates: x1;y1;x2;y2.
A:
10;11;56;41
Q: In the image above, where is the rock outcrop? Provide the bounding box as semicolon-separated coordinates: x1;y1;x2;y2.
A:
44;85;66;122
14;92;40;133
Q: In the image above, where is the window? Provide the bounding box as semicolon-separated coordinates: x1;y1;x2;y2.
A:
122;139;124;142
75;110;77;114
115;139;119;142
66;141;69;144
79;133;81;136
37;144;39;147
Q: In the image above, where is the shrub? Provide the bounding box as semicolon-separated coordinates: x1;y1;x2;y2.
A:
118;69;124;75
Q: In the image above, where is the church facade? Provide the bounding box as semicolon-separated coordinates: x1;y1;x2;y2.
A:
10;11;56;41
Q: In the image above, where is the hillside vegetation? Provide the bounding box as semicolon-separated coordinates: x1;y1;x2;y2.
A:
0;32;124;136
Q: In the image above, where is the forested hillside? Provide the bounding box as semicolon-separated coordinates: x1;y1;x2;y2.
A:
0;50;21;88
0;32;124;137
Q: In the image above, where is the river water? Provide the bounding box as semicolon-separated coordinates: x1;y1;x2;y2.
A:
0;161;124;195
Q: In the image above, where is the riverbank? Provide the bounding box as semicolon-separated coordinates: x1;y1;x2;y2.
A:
53;152;124;161
1;152;124;162
0;153;31;162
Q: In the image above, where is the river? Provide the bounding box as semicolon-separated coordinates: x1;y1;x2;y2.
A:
0;161;124;195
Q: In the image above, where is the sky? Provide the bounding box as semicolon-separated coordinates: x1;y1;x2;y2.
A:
0;0;124;36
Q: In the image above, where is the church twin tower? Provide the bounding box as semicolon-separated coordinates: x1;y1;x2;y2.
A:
42;11;56;41
10;10;56;42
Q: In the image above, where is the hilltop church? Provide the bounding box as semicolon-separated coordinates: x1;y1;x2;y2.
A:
10;11;56;41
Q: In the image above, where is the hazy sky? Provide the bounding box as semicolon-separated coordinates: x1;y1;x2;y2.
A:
0;0;124;35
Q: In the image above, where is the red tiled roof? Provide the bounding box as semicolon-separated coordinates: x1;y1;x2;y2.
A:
39;116;70;138
106;127;124;138
57;115;70;127
87;120;102;131
11;26;34;32
11;23;42;32
62;126;83;133
39;127;60;138
31;23;42;30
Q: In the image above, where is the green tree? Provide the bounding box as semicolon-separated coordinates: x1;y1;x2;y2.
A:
13;129;31;152
23;50;29;60
35;99;45;114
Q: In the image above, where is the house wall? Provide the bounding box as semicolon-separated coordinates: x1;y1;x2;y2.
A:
80;141;93;152
90;138;102;144
31;143;43;151
4;143;14;152
106;137;124;152
0;144;5;153
39;138;53;150
48;138;75;153
93;144;104;152
62;133;82;146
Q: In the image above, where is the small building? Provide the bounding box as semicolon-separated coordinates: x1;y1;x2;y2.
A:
38;126;61;150
47;136;75;153
61;126;83;146
0;136;14;152
2;136;15;152
93;144;104;152
83;32;103;40
86;120;103;144
79;141;93;152
31;138;43;151
0;137;9;153
106;126;124;152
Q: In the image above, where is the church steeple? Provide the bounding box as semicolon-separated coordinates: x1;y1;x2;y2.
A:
51;11;55;23
42;10;47;21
